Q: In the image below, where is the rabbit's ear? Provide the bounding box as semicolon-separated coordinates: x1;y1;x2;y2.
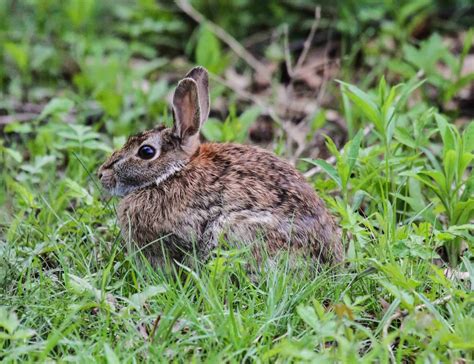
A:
185;66;210;123
172;78;201;141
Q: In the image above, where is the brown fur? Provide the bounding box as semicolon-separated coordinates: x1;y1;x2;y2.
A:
98;67;343;268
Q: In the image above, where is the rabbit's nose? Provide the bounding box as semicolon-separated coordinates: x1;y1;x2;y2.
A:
98;155;122;180
97;165;109;180
97;165;105;180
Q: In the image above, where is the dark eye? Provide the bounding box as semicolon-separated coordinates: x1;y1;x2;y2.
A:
138;145;156;160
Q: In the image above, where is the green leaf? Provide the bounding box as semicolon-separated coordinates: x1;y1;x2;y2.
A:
82;140;112;153
65;0;95;28
324;135;341;161
96;89;122;117
4;42;29;72
381;84;398;118
236;106;261;141
443;149;457;187
453;199;474;225
196;24;223;74
4;147;23;163
201;118;223;142
338;81;381;128
10;328;36;340
435;114;456;154
4;122;32;134
387;59;416;78
39;98;74;120
395;79;426;112
9;181;37;208
463;122;474;153
310;110;327;131
64;178;94;205
296;305;319;331
408;177;433;217
459;28;474;76
0;307;19;334
128;285;167;311
303;159;341;188
394;127;417;148
104;343;120;364
346;129;363;172
403;33;446;75
380;281;414;309
341;89;355;137
444;73;474;101
458;152;473;178
238;106;260;127
420;170;446;192
133;58;168;78
66;274;101;301
148;79;169;104
376;262;420;290
397;0;431;24
377;75;387;105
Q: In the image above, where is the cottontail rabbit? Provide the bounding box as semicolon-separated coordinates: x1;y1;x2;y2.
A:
98;67;343;268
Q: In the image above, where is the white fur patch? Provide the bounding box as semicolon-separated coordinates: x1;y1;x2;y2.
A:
155;161;185;187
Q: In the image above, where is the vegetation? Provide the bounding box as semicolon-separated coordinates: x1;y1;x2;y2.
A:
1;0;473;362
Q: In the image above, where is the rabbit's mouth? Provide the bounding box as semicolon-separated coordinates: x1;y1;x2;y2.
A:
99;173;152;197
99;172;118;194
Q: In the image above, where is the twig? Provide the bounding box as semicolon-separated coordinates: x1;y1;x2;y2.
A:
0;112;78;125
283;6;322;110
290;32;334;163
209;73;283;126
242;28;277;48
283;24;293;77
149;314;161;342
314;29;334;109
0;113;38;125
4;101;45;113
294;6;321;73
0;100;102;125
175;0;270;80
303;125;373;178
281;6;323;160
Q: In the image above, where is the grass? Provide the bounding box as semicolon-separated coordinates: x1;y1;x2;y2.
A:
1;0;474;362
1;223;472;362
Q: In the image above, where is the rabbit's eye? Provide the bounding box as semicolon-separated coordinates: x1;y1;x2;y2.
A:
138;145;156;160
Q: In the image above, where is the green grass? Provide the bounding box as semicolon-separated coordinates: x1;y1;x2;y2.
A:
1;220;472;362
1;0;474;362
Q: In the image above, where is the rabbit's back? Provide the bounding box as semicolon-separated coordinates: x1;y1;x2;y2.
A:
119;143;343;265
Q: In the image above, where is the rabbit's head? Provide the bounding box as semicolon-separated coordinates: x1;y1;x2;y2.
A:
98;67;210;197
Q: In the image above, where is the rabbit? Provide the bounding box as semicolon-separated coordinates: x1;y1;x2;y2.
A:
98;66;343;269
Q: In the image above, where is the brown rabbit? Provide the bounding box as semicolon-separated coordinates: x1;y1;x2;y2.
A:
98;67;343;268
